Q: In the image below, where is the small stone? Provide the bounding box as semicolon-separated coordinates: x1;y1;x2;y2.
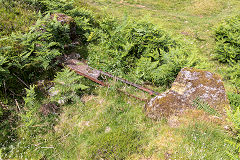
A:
168;116;180;128
49;87;59;97
105;126;111;133
85;121;90;127
57;99;65;105
224;125;231;131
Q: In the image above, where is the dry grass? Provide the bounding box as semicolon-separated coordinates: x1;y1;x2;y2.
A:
178;109;226;126
186;0;226;15
128;123;182;159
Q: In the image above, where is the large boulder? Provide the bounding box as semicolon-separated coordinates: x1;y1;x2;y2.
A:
145;68;230;119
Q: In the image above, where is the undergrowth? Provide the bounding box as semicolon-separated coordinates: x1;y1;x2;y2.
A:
87;16;199;86
1;68;88;159
215;15;240;158
0;14;70;93
226;92;240;159
215;14;240;91
215;15;240;64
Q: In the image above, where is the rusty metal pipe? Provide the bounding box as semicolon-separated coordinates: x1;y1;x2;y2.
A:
98;71;160;96
64;59;159;101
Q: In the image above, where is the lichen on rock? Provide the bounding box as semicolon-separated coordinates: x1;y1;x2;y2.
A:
145;67;230;119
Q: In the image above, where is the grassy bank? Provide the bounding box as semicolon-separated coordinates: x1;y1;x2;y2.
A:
0;0;239;159
0;0;37;36
4;86;235;159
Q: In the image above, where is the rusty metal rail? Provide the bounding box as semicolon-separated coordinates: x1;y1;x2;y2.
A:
99;71;159;96
64;59;159;101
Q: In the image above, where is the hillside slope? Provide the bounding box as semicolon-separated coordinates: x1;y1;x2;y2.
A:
0;0;239;159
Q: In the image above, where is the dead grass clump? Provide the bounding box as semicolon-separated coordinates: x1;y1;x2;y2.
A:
143;126;183;159
81;95;96;103
178;109;226;127
187;0;225;15
40;103;59;116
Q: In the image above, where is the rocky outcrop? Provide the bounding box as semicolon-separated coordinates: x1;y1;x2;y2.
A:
145;68;229;119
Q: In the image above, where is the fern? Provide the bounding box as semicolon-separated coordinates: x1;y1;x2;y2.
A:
50;68;88;104
22;85;38;127
215;15;240;91
215;15;240;63
0;13;74;94
87;19;199;86
0;55;9;86
228;92;240;111
225;63;240;91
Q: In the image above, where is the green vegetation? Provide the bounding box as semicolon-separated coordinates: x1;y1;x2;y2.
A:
214;15;240;91
87;17;198;86
50;68;89;103
226;107;240;159
193;97;220;116
84;0;240;72
215;15;240;63
0;0;240;159
0;0;37;36
87;128;144;159
173;121;234;159
0;14;69;90
2;68;88;159
228;92;240;110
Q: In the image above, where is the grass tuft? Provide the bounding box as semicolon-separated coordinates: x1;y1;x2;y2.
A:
187;0;226;16
193;97;220;116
